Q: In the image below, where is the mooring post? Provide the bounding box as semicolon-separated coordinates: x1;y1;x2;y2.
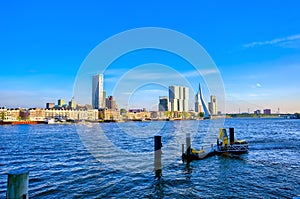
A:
154;136;162;179
186;133;191;157
7;169;29;199
229;127;235;145
182;144;184;156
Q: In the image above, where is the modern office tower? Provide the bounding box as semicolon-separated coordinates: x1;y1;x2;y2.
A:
106;96;118;109
208;95;217;115
158;96;169;111
169;85;189;112
92;74;105;109
46;102;55;109
58;99;65;107
69;98;77;110
195;84;210;118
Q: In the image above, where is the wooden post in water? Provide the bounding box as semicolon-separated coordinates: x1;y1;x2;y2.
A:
229;127;235;145
7;169;29;199
186;133;191;158
182;144;184;156
154;136;162;179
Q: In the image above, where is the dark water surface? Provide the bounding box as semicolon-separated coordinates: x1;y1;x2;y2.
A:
0;118;299;198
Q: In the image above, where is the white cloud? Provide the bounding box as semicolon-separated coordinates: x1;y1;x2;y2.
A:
256;83;262;88
244;34;300;48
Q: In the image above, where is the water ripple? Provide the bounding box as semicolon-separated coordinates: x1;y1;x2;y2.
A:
0;118;299;198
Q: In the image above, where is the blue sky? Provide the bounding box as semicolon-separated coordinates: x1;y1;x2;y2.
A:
1;0;300;113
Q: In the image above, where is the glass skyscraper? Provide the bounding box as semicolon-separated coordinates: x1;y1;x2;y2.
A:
92;74;105;109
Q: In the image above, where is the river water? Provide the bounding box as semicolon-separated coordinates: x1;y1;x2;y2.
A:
0;118;299;198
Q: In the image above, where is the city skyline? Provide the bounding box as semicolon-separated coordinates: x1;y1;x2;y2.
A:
1;1;300;113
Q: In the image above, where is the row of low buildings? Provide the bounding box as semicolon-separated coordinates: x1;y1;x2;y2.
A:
0;106;201;122
0;107;99;121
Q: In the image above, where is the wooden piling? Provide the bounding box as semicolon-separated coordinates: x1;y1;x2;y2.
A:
154;136;162;179
182;144;184;156
186;133;191;157
229;127;235;145
7;169;29;199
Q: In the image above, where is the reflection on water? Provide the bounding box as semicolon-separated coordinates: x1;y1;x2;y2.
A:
0;118;299;198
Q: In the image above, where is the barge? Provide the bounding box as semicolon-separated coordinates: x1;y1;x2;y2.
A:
182;128;249;161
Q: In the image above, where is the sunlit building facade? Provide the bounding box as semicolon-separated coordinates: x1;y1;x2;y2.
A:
208;95;217;115
169;85;189;112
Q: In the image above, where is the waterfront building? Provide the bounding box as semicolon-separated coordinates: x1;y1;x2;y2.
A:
19;109;29;120
98;108;121;121
28;108;46;121
0;108;21;121
45;109;98;121
106;96;118;109
158;96;169;111
126;109;151;120
188;111;198;119
263;109;271;115
128;109;144;113
169;85;189;112
254;110;261;115
1;106;100;122
0;107;7;121
208;95;217;115
195;84;210;118
46;102;55;109
92;74;105;109
150;111;169;120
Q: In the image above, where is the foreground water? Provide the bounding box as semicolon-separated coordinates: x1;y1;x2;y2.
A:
0;118;299;198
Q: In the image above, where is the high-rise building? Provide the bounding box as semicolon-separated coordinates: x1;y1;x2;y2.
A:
69;98;77;110
58;99;65;107
92;74;105;109
46;102;55;109
158;96;169;111
169;85;189;112
195;84;210;118
106;96;118;109
208;95;217;115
